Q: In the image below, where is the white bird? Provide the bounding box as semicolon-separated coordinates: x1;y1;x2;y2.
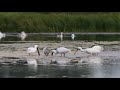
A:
51;50;57;56
51;47;71;57
0;31;6;40
57;32;63;41
18;31;27;41
27;45;40;56
74;45;103;55
71;33;75;40
43;47;50;56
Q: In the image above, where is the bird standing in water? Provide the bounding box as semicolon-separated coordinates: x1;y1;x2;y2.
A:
27;45;40;56
0;31;6;40
74;45;103;55
71;33;75;40
51;47;71;57
43;47;51;56
57;32;63;41
18;31;27;41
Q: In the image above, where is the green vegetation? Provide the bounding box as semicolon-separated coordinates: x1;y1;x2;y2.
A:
0;12;120;32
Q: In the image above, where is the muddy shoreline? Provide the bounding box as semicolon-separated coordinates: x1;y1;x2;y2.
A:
0;41;120;65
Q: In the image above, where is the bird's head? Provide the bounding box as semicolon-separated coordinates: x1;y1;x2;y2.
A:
77;47;83;50
34;45;40;56
51;50;57;56
34;45;38;48
61;32;63;35
74;47;82;55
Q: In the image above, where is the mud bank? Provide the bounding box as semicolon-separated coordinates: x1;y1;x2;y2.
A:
0;41;120;65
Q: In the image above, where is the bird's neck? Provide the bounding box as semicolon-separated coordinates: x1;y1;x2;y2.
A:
56;50;58;53
80;48;85;52
34;47;37;50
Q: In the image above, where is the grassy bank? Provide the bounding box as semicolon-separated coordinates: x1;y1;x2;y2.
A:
0;12;120;32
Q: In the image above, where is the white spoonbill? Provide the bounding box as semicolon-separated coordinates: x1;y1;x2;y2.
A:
43;47;51;56
74;45;103;55
27;45;40;56
71;33;75;40
51;47;71;57
18;31;27;41
0;31;6;40
57;32;63;41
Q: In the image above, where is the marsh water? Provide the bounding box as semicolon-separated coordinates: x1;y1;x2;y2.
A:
0;33;120;78
2;32;120;41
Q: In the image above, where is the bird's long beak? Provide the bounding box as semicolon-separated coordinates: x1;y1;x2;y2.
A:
37;47;40;56
74;49;79;55
51;52;54;56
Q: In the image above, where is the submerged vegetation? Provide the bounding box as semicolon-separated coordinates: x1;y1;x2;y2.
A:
0;12;120;32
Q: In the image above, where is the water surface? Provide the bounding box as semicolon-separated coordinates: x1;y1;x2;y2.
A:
0;33;120;78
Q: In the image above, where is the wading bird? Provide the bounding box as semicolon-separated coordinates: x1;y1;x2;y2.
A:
18;31;27;41
0;31;6;40
74;45;103;55
71;33;75;40
51;47;71;57
57;32;63;41
43;47;51;56
27;45;40;56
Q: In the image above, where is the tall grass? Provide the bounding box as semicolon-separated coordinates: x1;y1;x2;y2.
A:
0;12;120;32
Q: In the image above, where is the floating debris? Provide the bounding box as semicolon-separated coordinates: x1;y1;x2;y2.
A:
70;59;79;63
16;60;28;64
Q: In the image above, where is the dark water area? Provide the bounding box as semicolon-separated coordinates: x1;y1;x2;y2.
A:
1;33;120;42
0;56;120;78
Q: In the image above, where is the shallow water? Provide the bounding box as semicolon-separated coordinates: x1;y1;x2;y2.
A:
0;33;120;78
0;56;120;78
2;32;120;41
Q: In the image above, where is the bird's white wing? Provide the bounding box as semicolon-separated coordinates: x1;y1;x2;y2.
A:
27;47;35;53
57;47;69;53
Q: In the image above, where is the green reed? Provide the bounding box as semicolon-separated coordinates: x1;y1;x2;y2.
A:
0;12;120;32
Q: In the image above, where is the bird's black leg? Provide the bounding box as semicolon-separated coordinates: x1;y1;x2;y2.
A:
64;53;65;57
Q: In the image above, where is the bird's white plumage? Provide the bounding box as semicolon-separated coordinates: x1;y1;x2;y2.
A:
57;32;63;41
43;47;48;52
57;47;71;54
51;47;71;57
43;47;50;56
92;45;104;51
71;33;75;40
76;45;103;55
51;50;57;53
27;45;38;55
19;31;27;40
0;32;6;40
57;32;63;38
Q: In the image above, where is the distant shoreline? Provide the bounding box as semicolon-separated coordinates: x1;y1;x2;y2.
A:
4;32;120;35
